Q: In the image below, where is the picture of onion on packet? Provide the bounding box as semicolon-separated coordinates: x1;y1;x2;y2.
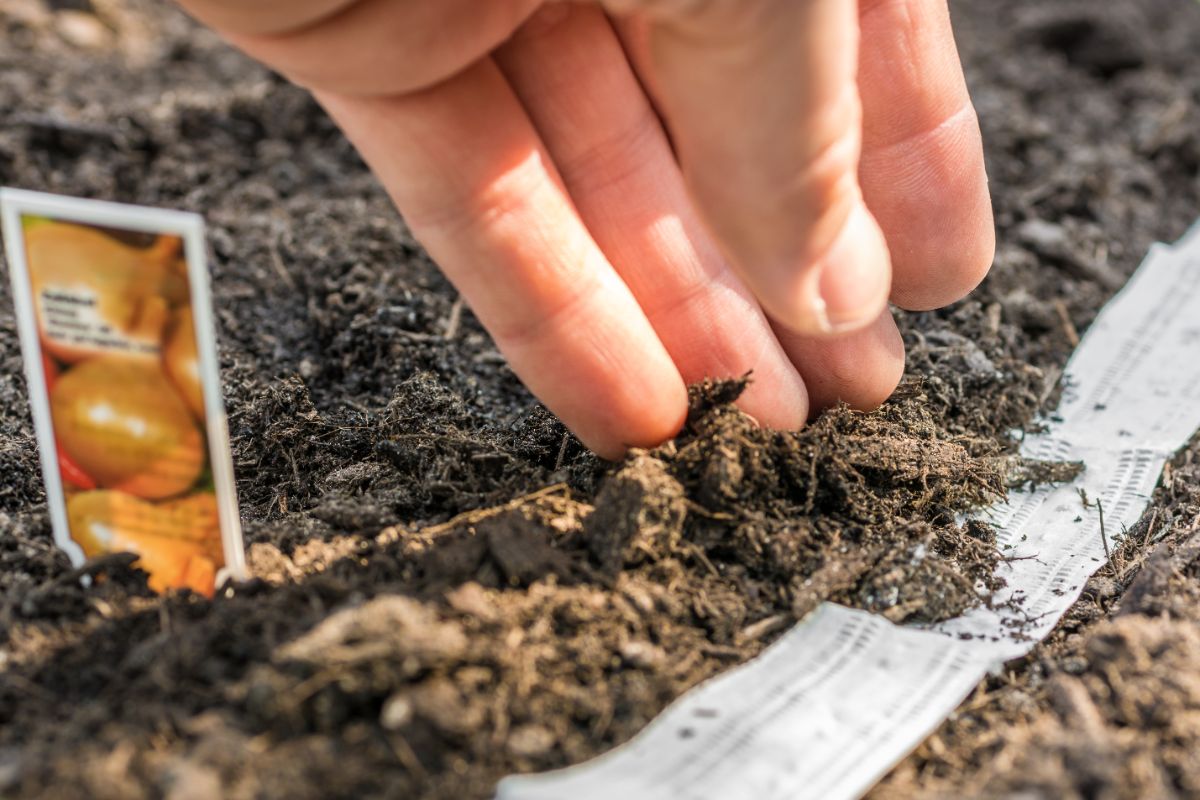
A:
1;189;244;597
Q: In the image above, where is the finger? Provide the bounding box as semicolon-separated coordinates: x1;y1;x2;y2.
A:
858;0;994;311
604;0;891;337
606;16;669;138
495;5;809;429
184;0;541;96
774;310;905;415
316;60;687;457
173;0;357;36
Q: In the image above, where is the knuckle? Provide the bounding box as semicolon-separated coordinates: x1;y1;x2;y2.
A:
557;106;662;197
406;151;545;241
510;3;575;42
232;0;537;97
604;0;787;51
795;128;863;229
742;87;864;231
769;117;865;263
494;282;596;349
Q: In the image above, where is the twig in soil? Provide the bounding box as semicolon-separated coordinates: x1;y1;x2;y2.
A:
1038;365;1064;408
1009;607;1058;629
590;701;615;740
683;500;735;522
443;295;464;340
284;448;302;493
268;224;298;290
416;482;569;538
2;671;54;701
985;302;1002;337
699;643;743;659
392;329;444;343
1053;299;1080;347
286;665;350;706
737;614;790;645
1142;508;1160;548
1098;499;1111;562
58;551;142;584
14;113;117;142
473;349;507;364
554;433;569;472
963;469;1002;498
684;543;720;578
803;451;819;514
386;732;429;782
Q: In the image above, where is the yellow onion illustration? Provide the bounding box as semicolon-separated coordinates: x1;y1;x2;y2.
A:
26;223;185;363
68;490;222;595
163;306;205;420
51;357;204;499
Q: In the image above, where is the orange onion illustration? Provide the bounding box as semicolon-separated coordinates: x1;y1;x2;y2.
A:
68;490;221;594
163;306;205;419
25;223;185;363
50;357;205;499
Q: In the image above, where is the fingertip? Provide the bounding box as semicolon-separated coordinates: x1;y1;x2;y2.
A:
869;123;997;311
623;375;690;450
577;374;689;460
857;0;994;311
733;356;810;432
777;309;905;415
760;202;893;339
888;196;995;311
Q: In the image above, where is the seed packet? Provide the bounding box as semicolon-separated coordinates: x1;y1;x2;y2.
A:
1;189;244;596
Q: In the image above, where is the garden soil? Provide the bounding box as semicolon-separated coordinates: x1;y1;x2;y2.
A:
1;1;1200;798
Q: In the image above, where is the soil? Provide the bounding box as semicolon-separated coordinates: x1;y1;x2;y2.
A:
873;432;1200;799
1;1;1199;799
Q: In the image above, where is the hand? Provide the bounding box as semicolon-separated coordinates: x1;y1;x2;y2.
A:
176;0;994;458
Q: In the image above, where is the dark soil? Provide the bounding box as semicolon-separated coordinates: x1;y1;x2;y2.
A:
873;433;1200;800
1;1;1199;798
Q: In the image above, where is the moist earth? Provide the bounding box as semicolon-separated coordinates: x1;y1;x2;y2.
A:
1;1;1199;798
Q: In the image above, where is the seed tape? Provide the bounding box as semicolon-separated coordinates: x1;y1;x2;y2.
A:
498;222;1200;800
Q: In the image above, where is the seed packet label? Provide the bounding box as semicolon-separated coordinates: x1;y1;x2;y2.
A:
1;189;244;597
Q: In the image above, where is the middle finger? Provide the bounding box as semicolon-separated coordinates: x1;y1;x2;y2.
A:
495;4;810;430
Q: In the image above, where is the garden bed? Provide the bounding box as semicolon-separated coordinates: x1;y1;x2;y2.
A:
2;1;1200;798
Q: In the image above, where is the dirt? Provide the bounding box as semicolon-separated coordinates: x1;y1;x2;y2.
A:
873;434;1200;800
1;0;1200;798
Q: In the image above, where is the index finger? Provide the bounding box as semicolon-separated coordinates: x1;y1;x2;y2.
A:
177;0;541;95
174;0;356;35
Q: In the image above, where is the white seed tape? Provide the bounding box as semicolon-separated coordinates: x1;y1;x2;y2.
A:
496;223;1200;800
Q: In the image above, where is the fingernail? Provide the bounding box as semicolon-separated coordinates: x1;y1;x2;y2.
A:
815;271;880;334
813;211;890;334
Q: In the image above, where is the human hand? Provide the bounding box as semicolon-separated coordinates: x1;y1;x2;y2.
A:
176;0;994;458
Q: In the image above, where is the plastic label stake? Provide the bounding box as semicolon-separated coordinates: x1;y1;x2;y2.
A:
1;189;244;597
